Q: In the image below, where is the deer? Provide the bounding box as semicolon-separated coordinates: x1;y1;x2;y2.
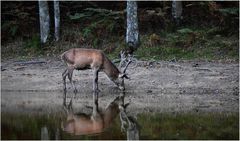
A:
61;93;126;135
61;48;132;95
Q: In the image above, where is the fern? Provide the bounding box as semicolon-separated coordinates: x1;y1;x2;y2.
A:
218;8;239;16
177;28;194;34
69;13;92;20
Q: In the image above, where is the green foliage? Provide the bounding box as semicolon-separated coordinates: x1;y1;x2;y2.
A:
82;27;92;38
218;8;239;16
132;27;238;61
69;13;92;20
10;25;18;36
68;8;124;47
85;8;125;19
1;2;37;43
1;21;19;37
135;45;194;61
1;2;239;60
24;35;40;49
217;7;239;35
177;28;194;34
68;8;124;21
23;35;42;55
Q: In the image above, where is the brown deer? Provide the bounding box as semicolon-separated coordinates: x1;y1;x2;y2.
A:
61;48;132;94
61;94;125;135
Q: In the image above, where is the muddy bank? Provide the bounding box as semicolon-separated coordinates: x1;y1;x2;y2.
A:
1;58;239;114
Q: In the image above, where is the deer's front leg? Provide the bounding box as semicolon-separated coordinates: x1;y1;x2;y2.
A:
92;91;99;116
93;68;99;93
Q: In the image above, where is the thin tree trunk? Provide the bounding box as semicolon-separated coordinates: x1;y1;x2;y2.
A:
38;0;50;43
54;0;60;41
172;0;182;25
126;1;140;53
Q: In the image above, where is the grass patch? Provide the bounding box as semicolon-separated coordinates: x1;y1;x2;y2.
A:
132;27;239;61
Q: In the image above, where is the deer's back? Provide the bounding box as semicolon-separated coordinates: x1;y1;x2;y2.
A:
63;114;104;135
61;48;104;70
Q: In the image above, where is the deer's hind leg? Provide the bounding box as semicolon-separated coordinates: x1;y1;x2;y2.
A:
62;68;68;93
67;66;78;94
62;68;69;104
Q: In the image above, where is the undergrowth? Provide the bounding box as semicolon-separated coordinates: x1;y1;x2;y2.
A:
1;3;239;62
1;26;239;62
107;27;239;61
132;27;239;61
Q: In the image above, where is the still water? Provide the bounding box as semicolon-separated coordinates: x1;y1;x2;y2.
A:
1;109;238;140
1;90;239;140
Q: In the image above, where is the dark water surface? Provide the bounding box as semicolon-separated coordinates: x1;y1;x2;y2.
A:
1;111;238;140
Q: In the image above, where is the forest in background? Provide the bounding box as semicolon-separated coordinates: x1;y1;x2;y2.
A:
1;1;239;61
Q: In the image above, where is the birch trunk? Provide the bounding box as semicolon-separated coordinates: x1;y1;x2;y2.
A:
38;0;50;43
126;1;140;52
54;0;60;41
172;0;182;25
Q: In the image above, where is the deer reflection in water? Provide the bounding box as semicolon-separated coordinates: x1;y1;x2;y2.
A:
61;92;140;139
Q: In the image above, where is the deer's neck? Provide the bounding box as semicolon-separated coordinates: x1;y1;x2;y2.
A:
102;56;120;80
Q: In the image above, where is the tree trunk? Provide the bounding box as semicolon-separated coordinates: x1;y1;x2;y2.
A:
126;1;140;53
38;0;50;43
172;0;182;25
54;0;60;41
